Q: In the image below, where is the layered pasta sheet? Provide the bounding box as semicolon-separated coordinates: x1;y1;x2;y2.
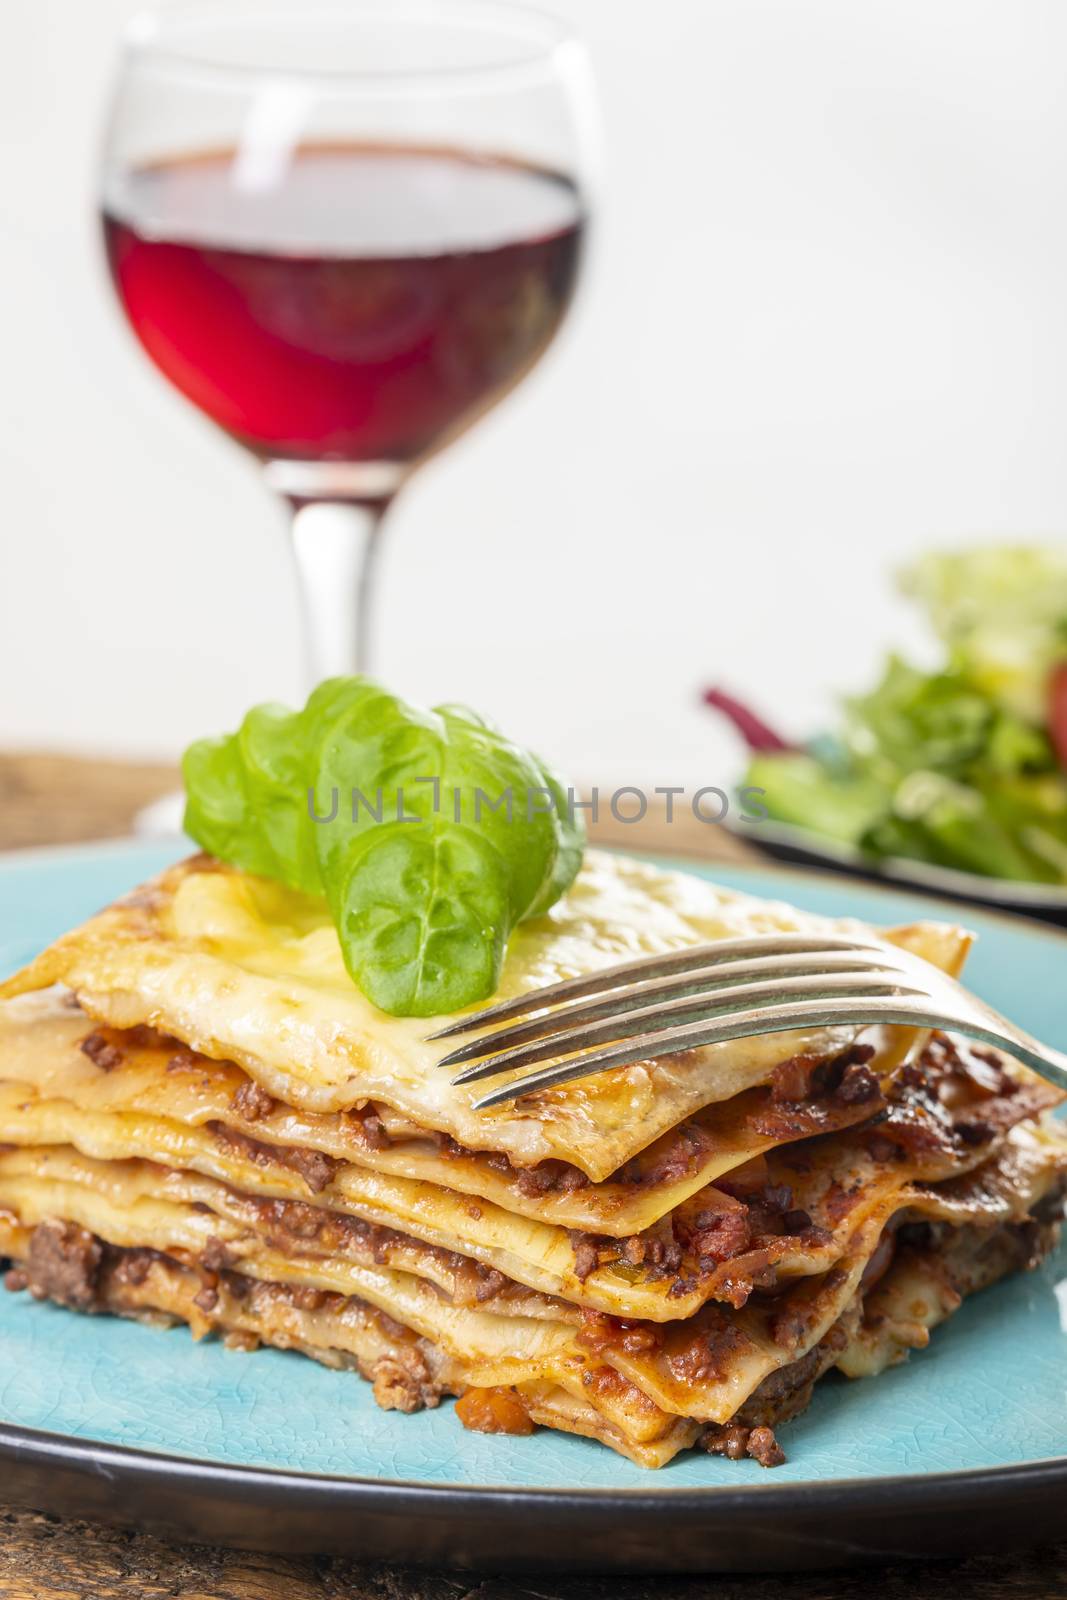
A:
0;851;1063;1467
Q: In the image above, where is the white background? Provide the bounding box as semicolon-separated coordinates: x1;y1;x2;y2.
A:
4;0;1067;790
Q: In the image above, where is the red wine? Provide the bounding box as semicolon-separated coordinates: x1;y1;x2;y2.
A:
103;145;584;463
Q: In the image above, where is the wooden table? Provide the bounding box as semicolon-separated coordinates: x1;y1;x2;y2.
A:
0;751;1063;1600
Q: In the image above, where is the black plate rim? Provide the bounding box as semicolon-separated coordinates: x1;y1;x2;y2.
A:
3;1415;1067;1505
4;1419;1067;1570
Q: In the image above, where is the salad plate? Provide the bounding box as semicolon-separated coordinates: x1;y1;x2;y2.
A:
0;836;1065;1572
724;816;1067;924
709;545;1067;923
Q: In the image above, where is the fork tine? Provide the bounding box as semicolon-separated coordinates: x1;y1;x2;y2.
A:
425;933;892;1042
436;948;916;1068
471;994;947;1109
450;970;931;1086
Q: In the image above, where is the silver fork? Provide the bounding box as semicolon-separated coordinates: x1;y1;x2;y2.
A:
427;932;1067;1109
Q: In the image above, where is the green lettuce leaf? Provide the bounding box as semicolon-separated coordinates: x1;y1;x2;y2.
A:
901;545;1067;722
744;753;888;846
740;544;1067;884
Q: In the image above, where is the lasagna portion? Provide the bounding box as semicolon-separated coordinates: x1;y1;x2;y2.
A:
0;850;1063;1468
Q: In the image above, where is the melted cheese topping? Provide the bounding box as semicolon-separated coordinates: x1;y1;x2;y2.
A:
0;851;971;1179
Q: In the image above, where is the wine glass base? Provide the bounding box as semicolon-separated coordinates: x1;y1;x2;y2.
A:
262;459;409;505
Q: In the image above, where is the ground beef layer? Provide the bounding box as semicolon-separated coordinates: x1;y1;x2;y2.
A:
0;1205;1057;1469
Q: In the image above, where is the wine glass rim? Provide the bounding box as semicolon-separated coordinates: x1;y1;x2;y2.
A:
123;0;582;88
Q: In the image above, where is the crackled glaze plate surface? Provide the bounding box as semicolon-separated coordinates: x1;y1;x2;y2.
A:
0;838;1065;1570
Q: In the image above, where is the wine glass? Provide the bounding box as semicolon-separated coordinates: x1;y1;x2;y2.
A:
100;0;596;680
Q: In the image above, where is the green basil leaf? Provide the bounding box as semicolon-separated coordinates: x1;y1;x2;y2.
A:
236;702;319;893
180;734;273;878
336;821;509;1015
181;676;585;1016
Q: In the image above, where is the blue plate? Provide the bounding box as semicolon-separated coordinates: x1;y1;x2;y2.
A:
0;838;1065;1570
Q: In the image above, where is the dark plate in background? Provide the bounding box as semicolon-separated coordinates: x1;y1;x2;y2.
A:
727;818;1067;926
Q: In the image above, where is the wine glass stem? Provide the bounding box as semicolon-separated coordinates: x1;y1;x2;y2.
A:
287;497;388;684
